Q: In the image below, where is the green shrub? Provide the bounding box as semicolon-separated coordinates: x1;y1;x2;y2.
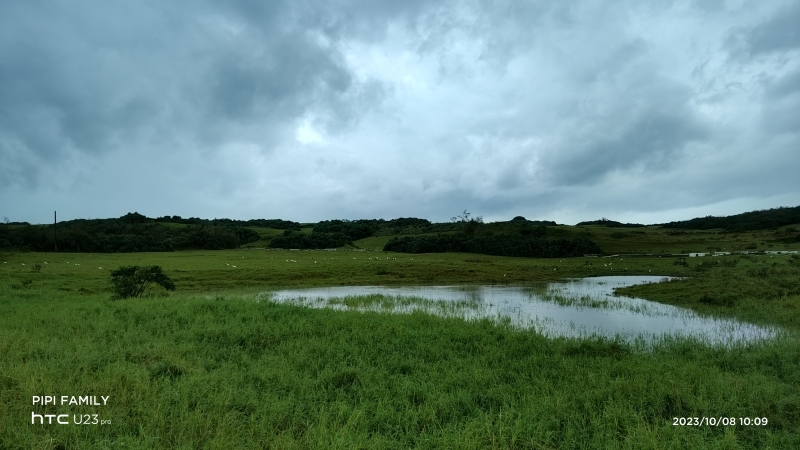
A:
110;265;175;299
383;234;601;257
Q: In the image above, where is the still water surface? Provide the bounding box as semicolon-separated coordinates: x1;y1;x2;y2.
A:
265;276;776;346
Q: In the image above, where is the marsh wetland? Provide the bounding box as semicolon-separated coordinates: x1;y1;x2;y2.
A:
268;276;778;347
2;216;800;448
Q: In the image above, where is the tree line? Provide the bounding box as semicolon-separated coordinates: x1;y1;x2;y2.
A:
1;211;608;257
576;218;646;228
383;235;601;258
0;214;261;252
659;206;800;231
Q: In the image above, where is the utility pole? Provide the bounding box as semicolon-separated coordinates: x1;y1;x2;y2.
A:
54;211;58;252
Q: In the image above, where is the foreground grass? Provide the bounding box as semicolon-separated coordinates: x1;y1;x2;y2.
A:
2;249;799;448
1;288;798;449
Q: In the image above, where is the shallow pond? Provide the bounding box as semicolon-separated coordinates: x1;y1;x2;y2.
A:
262;276;777;347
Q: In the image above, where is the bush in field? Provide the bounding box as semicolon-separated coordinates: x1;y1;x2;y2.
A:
110;265;175;299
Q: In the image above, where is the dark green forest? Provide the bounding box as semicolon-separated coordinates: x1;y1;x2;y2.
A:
383;234;602;258
0;213;263;252
576;218;646;228
3;205;799;255
269;218;434;250
659;206;800;231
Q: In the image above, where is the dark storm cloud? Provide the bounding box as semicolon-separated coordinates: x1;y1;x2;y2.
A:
0;0;382;188
2;0;798;224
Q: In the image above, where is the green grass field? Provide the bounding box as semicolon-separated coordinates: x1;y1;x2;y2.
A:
2;226;800;448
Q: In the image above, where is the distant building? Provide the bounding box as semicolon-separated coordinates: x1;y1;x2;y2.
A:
689;253;707;257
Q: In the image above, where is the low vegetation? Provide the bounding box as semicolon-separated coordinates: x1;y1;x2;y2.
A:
110;265;176;299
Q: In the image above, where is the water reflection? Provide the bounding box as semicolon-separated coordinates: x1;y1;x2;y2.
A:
262;276;777;346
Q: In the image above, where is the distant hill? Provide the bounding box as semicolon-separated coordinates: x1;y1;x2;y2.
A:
0;212;267;252
0;213;433;252
576;218;646;228
659;205;800;231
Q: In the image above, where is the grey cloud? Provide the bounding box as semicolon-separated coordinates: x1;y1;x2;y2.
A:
2;0;798;224
726;1;800;57
207;34;351;121
560;111;705;186
766;68;800;99
0;0;380;188
762;68;800;134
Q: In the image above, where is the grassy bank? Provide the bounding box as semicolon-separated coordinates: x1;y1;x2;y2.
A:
0;249;695;293
2;249;799;448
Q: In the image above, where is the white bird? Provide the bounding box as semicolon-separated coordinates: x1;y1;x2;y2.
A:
43;262;48;264
98;267;103;270
232;265;236;268
226;263;230;266
21;263;25;266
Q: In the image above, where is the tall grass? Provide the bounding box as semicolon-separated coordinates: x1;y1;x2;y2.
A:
2;286;799;448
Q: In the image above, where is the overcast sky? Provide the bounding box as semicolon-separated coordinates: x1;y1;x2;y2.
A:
1;0;798;225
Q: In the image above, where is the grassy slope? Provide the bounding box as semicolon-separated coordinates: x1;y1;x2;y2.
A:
2;224;800;449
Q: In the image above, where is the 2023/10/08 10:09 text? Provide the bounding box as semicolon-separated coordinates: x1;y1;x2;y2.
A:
673;417;767;426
